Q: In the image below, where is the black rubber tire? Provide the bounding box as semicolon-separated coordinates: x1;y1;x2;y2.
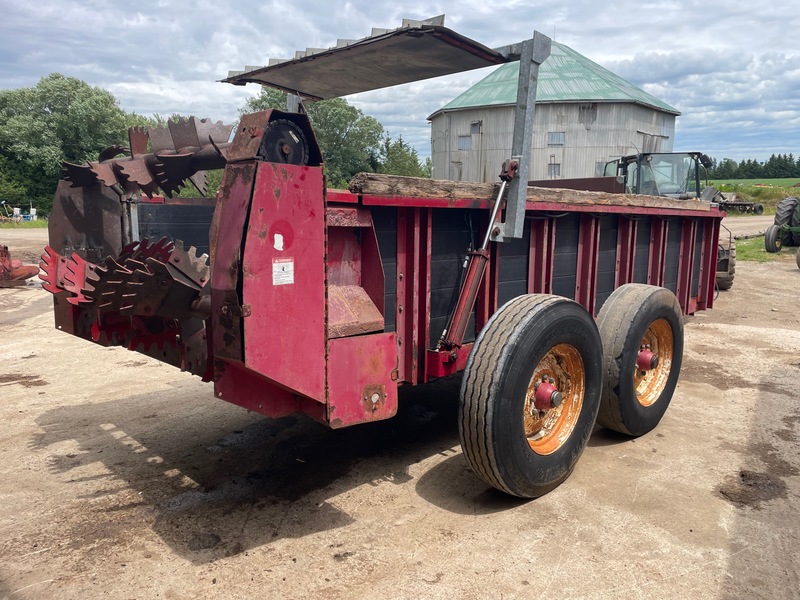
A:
765;224;782;253
753;204;764;215
459;294;603;498
596;284;684;437
774;197;798;246
796;249;800;271
715;238;735;291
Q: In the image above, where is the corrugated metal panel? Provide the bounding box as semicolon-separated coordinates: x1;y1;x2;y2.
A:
224;20;508;100
431;103;675;182
429;42;679;117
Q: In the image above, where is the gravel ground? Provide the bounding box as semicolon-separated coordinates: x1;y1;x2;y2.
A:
0;223;799;599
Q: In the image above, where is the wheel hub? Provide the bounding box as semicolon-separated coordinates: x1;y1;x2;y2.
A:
636;344;659;373
633;319;673;407
523;343;585;456
533;375;562;410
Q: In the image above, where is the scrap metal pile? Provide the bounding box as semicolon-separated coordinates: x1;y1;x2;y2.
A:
0;245;39;287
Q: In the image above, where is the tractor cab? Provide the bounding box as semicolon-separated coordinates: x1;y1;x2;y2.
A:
605;152;713;199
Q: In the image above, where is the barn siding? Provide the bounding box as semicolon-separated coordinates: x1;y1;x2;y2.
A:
430;102;676;183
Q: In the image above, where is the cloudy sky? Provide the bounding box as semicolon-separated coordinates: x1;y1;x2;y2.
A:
1;1;798;163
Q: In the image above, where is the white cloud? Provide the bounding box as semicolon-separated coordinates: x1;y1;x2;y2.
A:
1;1;798;162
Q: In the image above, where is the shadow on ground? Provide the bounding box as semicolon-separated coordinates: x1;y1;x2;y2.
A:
30;374;535;564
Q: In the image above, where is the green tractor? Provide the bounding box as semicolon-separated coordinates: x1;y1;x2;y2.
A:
604;152;738;290
764;196;800;268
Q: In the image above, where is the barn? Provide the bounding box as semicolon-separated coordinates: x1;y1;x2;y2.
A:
428;41;680;183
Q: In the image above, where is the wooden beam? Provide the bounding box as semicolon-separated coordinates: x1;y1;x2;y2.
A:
348;173;712;212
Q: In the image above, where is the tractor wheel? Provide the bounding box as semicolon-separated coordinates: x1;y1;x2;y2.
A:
774;196;798;246
596;284;683;437
753;204;764;215
716;238;736;291
459;294;603;498
765;224;782;253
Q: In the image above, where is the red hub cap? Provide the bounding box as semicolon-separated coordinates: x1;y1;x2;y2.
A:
533;375;563;411
636;344;659;372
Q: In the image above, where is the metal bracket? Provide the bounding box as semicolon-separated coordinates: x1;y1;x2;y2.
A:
492;31;551;242
221;303;251;318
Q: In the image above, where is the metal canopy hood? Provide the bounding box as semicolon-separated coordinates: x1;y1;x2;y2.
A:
222;16;511;100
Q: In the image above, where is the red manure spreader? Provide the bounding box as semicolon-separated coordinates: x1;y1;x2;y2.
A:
41;19;724;497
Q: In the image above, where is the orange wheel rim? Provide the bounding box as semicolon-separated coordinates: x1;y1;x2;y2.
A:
523;343;585;456
634;318;673;406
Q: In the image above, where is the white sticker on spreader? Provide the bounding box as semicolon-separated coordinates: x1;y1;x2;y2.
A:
272;257;294;285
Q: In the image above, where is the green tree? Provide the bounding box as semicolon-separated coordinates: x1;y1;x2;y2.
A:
380;135;429;178
242;88;385;187
0;73;130;213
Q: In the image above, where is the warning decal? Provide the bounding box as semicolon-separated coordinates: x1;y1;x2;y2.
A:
272;257;294;285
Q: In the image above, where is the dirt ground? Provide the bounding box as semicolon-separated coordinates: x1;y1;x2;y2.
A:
1;225;799;600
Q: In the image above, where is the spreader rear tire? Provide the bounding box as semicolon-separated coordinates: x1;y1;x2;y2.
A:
596;284;683;437
459;294;603;498
765;224;782;253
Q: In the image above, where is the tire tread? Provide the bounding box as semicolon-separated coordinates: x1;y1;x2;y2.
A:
459;295;563;495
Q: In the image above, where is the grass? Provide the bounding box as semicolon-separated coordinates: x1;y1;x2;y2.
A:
0;219;48;229
711;178;800;188
709;178;800;215
736;236;798;263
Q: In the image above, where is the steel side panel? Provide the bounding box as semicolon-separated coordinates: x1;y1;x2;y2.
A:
242;163;326;402
327;333;398;428
211;163;257;361
214;359;326;423
575;214;599;315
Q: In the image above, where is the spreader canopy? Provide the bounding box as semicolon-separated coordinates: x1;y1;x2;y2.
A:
223;18;512;100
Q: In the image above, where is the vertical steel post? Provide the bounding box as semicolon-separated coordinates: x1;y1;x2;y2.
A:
493;31;551;242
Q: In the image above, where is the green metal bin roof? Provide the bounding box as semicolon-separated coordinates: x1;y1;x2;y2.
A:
428;41;679;118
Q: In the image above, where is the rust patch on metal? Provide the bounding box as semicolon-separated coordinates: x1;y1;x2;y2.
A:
326;206;373;228
524;343;585;456
327;285;384;338
634;318;673;406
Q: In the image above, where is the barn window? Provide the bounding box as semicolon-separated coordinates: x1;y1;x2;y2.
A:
548;131;565;146
457;135;472;151
547;163;561;177
470;121;482;135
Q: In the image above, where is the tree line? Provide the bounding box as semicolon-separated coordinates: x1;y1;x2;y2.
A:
0;74;430;215
707;154;800;180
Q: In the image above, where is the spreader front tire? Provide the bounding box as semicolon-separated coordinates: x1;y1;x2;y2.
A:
596;284;683;437
459;294;603;498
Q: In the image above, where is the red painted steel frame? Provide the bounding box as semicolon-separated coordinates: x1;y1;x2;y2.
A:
208;174;722;426
241;162;327;401
415;200;721;384
212;165;400;428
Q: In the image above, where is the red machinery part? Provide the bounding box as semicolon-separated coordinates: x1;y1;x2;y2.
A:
0;245;39;287
637;345;659;372
533;375;563;411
